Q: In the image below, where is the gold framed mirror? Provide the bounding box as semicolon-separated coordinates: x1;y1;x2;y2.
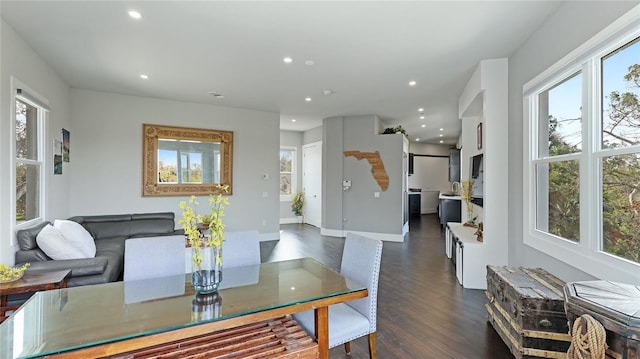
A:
143;124;233;196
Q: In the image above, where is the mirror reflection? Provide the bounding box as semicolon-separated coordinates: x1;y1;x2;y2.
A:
158;139;221;184
143;124;233;196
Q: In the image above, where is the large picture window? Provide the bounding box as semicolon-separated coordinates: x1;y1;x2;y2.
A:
523;8;639;282
14;88;48;226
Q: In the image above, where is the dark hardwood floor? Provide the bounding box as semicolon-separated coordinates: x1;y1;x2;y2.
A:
261;214;513;359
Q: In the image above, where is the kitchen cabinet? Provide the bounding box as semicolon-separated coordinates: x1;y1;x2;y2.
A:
409;193;421;216
439;194;461;225
446;223;484;288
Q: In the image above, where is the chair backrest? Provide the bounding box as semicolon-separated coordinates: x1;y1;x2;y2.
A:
124;235;185;281
222;230;261;268
340;233;383;332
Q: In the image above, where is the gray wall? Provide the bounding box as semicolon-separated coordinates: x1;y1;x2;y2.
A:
507;1;637;282
279;130;303;220
69;89;281;239
303;126;322;145
323;115;404;237
0;19;72;265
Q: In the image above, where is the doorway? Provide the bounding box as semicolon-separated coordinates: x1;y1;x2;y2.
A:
303;142;322;227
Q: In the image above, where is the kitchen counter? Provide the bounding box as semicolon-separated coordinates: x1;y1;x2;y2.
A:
439;191;461;200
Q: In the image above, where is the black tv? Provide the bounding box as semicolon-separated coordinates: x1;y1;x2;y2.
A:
471;154;483;179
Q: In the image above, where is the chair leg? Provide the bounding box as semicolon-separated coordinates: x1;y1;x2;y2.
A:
344;341;351;355
368;332;377;359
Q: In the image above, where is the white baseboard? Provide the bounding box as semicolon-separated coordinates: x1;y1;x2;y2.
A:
259;231;280;242
320;227;404;242
280;216;303;224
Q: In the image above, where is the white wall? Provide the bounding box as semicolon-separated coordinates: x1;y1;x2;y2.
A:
456;59;509;289
70;89;281;240
508;1;637;281
408;143;451;194
1;19;72;265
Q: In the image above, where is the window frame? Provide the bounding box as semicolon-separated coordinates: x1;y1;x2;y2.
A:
279;146;297;201
522;5;640;282
11;78;49;238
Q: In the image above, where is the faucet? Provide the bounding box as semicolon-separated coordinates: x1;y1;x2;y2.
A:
451;182;460;195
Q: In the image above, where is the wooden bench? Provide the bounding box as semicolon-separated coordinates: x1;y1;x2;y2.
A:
110;315;318;358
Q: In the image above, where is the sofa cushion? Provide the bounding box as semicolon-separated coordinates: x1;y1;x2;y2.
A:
17;221;51;250
54;219;97;257
69;214;133;240
36;224;87;260
129;219;176;237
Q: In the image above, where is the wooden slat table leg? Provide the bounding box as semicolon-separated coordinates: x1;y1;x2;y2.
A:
315;306;329;359
0;294;7;322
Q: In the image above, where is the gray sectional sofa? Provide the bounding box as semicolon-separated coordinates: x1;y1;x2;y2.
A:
15;212;183;287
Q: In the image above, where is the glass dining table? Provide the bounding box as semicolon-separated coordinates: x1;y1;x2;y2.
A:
0;258;367;359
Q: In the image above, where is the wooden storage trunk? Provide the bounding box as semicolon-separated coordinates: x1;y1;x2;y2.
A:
486;265;571;359
565;281;640;359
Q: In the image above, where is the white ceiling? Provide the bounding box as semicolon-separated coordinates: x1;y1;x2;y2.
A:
0;1;563;144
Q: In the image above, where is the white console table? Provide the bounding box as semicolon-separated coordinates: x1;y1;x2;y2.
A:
446;222;485;288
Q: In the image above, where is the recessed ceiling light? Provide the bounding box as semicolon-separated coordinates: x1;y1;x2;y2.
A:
419;116;425;120
291;119;297;122
439;140;444;143
128;10;142;19
305;60;315;66
421;124;426;128
139;74;148;79
418;108;424;112
322;89;334;96
416;138;420;141
439;128;444;131
409;80;417;86
305;97;312;102
439;134;444;137
208;92;224;99
283;57;293;63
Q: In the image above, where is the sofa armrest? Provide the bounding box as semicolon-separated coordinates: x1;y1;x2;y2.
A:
16;249;50;263
26;257;108;277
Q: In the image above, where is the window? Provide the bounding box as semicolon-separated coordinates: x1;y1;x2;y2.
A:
14;87;48;226
535;73;582;242
280;147;296;200
157;138;217;184
523;8;639;281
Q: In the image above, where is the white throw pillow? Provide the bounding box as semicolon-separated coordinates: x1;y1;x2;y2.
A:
36;224;87;260
54;219;96;258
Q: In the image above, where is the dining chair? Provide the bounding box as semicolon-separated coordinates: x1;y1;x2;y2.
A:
123;235;185;281
293;232;383;359
222;230;261;268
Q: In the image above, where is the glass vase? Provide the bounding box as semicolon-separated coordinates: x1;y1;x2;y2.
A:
191;292;223;322
191;243;222;294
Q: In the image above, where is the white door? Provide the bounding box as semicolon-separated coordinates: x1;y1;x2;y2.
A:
303;142;322;227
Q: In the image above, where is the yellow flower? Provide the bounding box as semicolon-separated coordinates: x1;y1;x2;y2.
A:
179;185;230;269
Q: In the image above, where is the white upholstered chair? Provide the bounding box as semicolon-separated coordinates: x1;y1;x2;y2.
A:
222;230;261;268
124;235;186;281
217;230;261;289
293;232;383;359
123;235;186;303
